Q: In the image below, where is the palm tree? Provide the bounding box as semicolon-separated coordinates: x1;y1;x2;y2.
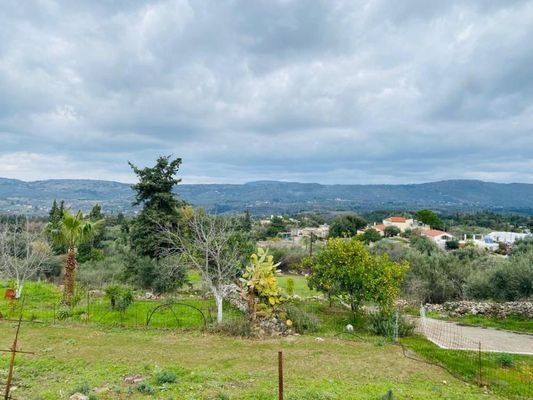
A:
48;210;98;305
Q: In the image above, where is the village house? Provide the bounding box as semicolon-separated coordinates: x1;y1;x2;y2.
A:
420;229;454;248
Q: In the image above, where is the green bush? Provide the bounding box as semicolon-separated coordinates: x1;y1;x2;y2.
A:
286;278;295;296
495;353;514;368
136;382;155;395
285;304;319;333
70;382;91;396
104;284;134;312
56;306;72;321
155;371;177;384
366;311;414;338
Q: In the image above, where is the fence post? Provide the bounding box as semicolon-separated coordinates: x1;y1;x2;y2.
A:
477;342;482;386
86;290;90;323
278;351;284;400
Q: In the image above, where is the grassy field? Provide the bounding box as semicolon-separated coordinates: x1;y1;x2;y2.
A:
0;282;241;329
1;281;531;398
402;337;533;399
424;311;533;334
276;274;317;298
0;322;507;400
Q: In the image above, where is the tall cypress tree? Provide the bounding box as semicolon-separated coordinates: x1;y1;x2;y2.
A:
128;156;185;259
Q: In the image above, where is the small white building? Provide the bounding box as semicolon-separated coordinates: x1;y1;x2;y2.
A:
421;229;454;248
484;231;531;245
370;216;429;236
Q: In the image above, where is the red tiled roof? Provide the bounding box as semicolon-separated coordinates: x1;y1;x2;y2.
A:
422;229;448;237
374;224;386;231
387;216;406;223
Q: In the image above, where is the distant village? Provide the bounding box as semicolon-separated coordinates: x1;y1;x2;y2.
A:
263;214;532;252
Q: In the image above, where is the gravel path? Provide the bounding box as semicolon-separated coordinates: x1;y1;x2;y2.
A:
416;317;533;355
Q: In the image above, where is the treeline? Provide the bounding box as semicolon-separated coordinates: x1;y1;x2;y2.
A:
371;236;533;303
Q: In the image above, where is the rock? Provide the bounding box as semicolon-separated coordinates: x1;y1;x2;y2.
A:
124;374;144;384
424;301;533;318
69;394;89;400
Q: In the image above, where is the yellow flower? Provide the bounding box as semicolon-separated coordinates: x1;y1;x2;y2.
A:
286;319;293;327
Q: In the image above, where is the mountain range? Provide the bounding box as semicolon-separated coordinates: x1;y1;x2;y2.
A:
1;177;533;216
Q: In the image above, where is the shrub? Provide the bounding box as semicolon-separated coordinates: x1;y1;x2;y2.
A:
136;382;155;395
104;284;134;312
209;319;253;337
366;311;414;338
155;371;177;384
285;304;319;333
495;353;514;368
286;278;295;296
70;383;91;396
56;306;72;321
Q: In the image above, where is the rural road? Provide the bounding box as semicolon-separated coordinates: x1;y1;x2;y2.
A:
416;317;533;355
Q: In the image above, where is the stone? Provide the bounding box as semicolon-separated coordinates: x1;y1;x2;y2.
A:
69;394;89;400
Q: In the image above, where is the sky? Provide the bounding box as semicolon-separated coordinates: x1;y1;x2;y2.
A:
1;0;533;185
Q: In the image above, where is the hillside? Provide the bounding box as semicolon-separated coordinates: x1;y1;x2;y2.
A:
1;178;533;216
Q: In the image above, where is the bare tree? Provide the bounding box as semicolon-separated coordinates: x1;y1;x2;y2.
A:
161;210;250;323
0;217;51;298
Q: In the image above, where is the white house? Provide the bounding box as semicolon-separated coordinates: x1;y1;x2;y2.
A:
421;229;454;248
484;231;531;245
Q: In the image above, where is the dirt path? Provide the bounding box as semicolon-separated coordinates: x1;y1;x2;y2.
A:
416;317;533;355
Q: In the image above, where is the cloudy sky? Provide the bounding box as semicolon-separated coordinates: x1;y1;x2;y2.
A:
1;0;533;184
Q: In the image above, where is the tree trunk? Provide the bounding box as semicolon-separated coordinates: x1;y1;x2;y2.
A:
215;292;224;323
15;281;23;299
63;247;76;306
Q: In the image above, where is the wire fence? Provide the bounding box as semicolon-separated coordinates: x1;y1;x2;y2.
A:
1;291;532;399
0;291;245;330
417;305;533;399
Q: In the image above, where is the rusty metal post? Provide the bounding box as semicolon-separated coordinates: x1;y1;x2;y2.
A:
4;315;22;400
278;351;284;400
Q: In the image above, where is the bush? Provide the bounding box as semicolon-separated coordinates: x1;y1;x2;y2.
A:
366;310;414;338
136;382;155;395
155;371;177;384
209;319;253;337
70;383;91;396
286;278;295;296
56;306;72;321
495;353;514;368
285;304;319;333
104;284;134;312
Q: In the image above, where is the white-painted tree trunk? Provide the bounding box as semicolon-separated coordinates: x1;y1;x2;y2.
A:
215;292;224;323
15;280;23;299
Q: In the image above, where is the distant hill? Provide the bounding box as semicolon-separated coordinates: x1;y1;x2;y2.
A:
1;177;533;216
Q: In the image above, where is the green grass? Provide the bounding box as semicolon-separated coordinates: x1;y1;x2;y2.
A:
425;311;533;334
277;274;317;298
0;281;243;329
402;336;533;399
0;323;509;399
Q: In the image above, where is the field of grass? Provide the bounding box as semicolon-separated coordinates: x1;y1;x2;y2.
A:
0;322;507;400
402;336;533;399
0;282;242;329
1;281;531;398
424;311;533;334
277;274;317;298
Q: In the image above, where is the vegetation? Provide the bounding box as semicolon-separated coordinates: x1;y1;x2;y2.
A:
328;214;367;238
308;238;409;312
46;210;99;305
240;248;284;320
0;322;508;399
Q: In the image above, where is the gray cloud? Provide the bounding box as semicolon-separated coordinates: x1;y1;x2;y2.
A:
0;0;532;184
